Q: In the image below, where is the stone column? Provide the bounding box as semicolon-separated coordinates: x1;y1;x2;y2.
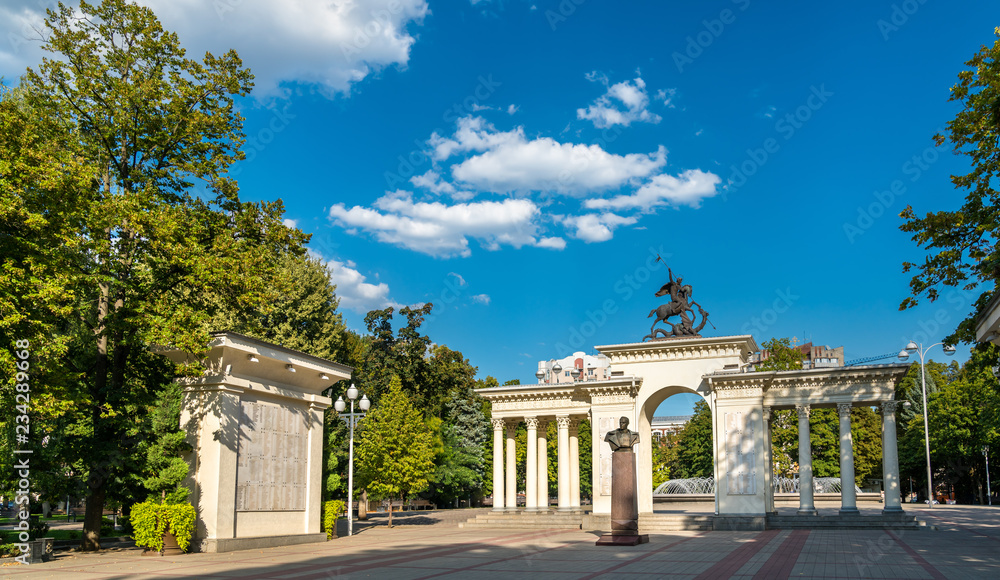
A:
525;417;539;511
506;420;517;511
796;404;817;515
763;406;775;515
492;418;505;512
569;418;581;511
556;416;571;511
537;419;549;510
881;401;903;514
837;403;859;515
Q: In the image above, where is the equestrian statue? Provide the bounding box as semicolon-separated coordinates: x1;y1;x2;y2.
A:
643;266;711;341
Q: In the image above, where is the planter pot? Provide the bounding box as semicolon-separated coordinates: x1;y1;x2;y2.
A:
26;538;53;563
141;531;184;557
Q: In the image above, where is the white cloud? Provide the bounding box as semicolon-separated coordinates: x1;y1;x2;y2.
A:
585;170;721;212
410;170;474;201
535;236;567;250
471;293;491;305
0;0;429;99
577;74;661;128
507;104;519;115
431;117;666;196
563;213;638;243
324;258;398;314
329;190;560;258
654;88;677;109
282;218;299;229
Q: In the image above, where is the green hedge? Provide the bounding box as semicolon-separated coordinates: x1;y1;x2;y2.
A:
130;502;196;552
323;500;345;540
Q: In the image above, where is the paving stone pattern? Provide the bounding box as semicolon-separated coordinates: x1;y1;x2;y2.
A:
2;505;999;579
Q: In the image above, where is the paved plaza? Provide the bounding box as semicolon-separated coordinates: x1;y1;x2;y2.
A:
2;505;999;579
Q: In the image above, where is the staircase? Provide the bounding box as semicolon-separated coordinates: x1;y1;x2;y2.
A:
766;513;927;530
459;511;583;530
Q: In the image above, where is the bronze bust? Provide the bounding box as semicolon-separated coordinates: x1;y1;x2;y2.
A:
604;416;640;452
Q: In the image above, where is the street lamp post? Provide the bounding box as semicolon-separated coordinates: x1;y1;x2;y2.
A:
985;445;992;506
334;384;370;536
898;341;956;508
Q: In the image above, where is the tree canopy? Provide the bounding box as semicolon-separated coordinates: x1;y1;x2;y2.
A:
900;28;1000;343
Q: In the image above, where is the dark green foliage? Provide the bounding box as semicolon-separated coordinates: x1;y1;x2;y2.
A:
141;382;191;504
672;399;714;478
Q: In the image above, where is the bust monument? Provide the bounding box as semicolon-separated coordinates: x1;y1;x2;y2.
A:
596;416;648;546
604;416;640;452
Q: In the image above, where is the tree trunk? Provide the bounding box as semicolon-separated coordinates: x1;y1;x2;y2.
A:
358;489;367;520
80;483;106;551
388;500;393;528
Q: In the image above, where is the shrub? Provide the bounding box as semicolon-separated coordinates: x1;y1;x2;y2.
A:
323;500;345;540
100;516;116;537
28;518;49;540
0;543;21;558
130;502;197;552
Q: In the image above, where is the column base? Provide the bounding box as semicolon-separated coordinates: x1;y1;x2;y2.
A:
797;509;818;516
556;506;575;512
524;507;545;513
882;507;905;516
838;507;860;516
596;533;648;546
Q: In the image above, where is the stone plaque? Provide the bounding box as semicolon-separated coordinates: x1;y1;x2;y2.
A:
236;401;308;511
598;416;617;495
725;411;756;495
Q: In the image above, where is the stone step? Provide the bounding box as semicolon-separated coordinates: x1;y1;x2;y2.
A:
459;521;581;530
766;516;926;530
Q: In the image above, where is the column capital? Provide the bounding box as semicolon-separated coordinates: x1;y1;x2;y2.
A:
796;404;811;419
881;400;898;415
556;416;572;428
568;418;580;432
491;418;506;431
536;418;549;430
837;403;853;418
505;420;517;437
762;406;772;422
525;417;540;429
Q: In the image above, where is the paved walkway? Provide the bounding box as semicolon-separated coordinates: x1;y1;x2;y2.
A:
3;505;999;579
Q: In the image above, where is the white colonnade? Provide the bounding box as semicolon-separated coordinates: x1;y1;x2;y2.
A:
490;415;585;512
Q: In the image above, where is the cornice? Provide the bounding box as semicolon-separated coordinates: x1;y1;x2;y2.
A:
596;335;758;364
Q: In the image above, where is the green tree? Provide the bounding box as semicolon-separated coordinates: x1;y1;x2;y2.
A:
651;431;680;489
356;376;435;527
899;28;1000;343
672;400;714;479
14;0;305;549
139;382;191;504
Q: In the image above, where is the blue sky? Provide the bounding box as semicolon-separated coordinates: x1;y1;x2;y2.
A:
3;0;996;415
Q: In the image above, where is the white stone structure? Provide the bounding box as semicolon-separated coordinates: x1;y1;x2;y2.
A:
160;332;352;552
478;335;908;527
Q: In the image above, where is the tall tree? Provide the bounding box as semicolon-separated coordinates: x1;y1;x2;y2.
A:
355;376;435;528
899;29;1000;343
672;400;714;479
18;0;305;549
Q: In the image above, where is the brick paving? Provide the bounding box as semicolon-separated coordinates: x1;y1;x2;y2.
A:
2;505;999;579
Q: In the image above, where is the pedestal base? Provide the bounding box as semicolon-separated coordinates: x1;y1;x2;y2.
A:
596;534;649;546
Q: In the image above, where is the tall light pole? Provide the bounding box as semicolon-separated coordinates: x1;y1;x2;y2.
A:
898;341;956;507
985;445;992;506
334;384;370;536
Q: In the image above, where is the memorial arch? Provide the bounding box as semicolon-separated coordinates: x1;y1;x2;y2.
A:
477;335;909;529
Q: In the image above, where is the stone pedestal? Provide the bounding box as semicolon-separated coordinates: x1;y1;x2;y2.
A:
596;451;648;546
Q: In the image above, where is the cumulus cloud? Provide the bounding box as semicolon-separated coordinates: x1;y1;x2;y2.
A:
324;258;398;313
282;218;299;229
585;170;721;212
0;0;429;99
654;88;677;109
430;117;666;196
471;294;491;305
563;213;638;243
577;73;661;128
328;190;560;258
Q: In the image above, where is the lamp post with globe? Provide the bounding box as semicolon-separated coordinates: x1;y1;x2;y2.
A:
334;384;370;536
898;341;956;507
